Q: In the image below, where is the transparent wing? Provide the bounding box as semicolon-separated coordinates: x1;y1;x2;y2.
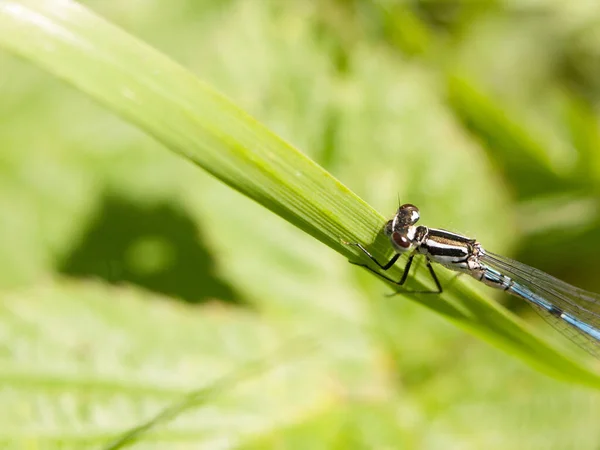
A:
481;251;600;359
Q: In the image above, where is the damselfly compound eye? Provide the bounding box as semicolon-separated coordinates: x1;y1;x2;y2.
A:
392;232;411;249
396;204;420;226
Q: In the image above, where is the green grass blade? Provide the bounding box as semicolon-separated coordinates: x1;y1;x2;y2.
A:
1;0;599;387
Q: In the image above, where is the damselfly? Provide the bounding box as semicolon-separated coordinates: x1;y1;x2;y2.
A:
346;204;600;358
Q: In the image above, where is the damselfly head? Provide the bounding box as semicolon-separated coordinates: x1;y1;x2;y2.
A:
384;204;420;253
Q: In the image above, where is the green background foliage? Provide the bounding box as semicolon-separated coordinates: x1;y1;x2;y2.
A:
1;0;600;448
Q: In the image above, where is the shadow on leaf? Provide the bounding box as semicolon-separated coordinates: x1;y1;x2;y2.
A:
59;193;244;305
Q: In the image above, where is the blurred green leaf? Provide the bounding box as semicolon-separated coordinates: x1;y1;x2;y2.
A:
447;74;577;198
0;279;380;449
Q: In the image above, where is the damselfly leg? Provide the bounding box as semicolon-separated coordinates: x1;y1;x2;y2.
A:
345;242;442;294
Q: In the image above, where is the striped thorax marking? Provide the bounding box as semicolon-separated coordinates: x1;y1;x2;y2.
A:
420;229;473;267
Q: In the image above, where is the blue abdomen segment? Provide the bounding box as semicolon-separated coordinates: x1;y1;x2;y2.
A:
503;273;600;343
